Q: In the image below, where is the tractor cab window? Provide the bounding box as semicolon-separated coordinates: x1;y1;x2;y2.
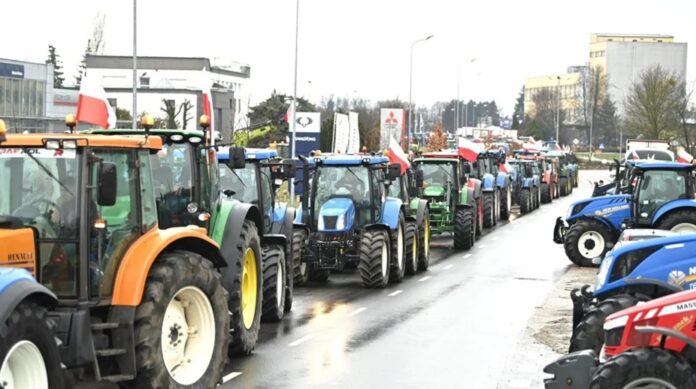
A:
259;165;274;234
387;174;404;199
313;166;370;226
636;170;688;225
371;167;385;222
0;147;80;297
417;162;454;188
219;162;258;204
89;149;140;299
151;143;196;228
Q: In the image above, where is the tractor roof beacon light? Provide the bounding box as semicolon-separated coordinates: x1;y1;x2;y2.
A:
199;115;210;145
141;114;154;135
0;119;6;143
65;114;77;134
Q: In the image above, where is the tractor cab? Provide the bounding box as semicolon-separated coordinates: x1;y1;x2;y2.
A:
631;162;695;229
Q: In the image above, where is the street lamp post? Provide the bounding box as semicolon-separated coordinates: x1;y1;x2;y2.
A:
555;76;561;142
132;0;137;128
456;58;476;135
289;0;300;202
408;34;433;147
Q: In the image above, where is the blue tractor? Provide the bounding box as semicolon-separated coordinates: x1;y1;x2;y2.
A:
565;229;696;355
217;147;301;322
553;162;696;267
295;154;408;287
509;157;542;214
473;150;513;226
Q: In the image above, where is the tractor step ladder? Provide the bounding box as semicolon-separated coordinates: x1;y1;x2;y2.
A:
91;320;136;383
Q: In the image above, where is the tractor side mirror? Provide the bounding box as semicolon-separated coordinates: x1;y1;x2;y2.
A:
97;162;117;206
415;169;424;188
388;163;401;180
282;159;296;179
227;146;246;169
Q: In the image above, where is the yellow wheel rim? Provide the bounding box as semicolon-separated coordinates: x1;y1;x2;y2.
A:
424;222;430;257
412;233;418;264
241;248;258;329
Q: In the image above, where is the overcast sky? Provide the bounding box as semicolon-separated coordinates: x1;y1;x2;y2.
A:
3;0;695;115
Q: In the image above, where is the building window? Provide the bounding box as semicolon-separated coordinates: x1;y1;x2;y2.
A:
139;76;150;88
107;98;117;108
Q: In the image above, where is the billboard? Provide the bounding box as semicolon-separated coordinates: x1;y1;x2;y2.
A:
380;108;405;150
0;62;24;79
347;112;360;153
291;112;321;157
333;113;350;153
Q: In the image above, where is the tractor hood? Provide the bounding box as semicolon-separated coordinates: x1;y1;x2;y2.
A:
423;185;446;198
318;197;355;232
566;194;631;222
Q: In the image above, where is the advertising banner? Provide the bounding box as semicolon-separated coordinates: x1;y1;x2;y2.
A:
333;113;350;153
380;108;404;150
347;112;360;153
291;112;321;157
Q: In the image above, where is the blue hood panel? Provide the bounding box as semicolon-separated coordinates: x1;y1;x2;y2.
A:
567;194;631;230
319;197;355;232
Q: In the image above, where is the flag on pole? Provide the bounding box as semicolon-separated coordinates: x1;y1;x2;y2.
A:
76;76;116;129
677;148;694;163
553;142;562;151
284;101;295;123
498;161;513;174
387;136;410;174
202;85;215;145
458;138;485;162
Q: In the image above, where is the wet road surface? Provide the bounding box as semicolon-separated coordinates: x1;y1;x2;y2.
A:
221;172;606;388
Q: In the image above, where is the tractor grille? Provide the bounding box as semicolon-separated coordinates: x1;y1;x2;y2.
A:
323;215;338;229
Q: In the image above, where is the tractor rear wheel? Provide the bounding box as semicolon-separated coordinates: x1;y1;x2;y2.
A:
133;251;229;388
483;192;494;228
534;186;541;209
359;230;390;288
540;183;551;204
569;294;639;353
656;209;696;234
560;178;569;196
564;220;612;267
520;189;531;214
227;220;263;356
475;198;483;236
389;214;406;283
500;187;512;220
454;207;475;250
261;245;287;322
0;301;63;389
293;229;309;286
405;223;418;276
417;209;431;271
591;348;696;389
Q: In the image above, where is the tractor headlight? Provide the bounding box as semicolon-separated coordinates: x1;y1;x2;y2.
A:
336;213;346;230
595;255;613;290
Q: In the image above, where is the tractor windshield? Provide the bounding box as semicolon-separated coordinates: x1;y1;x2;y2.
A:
219;162;258;203
151;143;197;228
0;147;80;295
416;162;454;188
312;165;371;226
636;169;689;224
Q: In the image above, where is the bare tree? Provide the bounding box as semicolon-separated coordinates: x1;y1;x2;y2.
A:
90;12;107;54
577;66;609;153
180;99;193;129
675;81;695;153
624;65;681;139
160;99;182;129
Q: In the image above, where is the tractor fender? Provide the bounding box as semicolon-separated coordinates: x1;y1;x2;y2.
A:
112;225;226;306
261;234;288;249
363;223;391;234
0;268;56;324
495;173;509;190
460;187;476;207
414;199;429;226
521;177;533;189
273;204;288;225
567;215;618;233
466;179;482;198
595;277;682;300
652;200;696;226
271;206;295;238
482;175;496;191
381;197;404;230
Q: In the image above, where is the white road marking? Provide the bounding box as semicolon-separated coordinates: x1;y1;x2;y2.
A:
418;276;431;282
508;378;533;388
477;244;486;249
288;334;315;347
348;307;367;317
388;290;403;297
444;264;454;270
222;372;242;383
463;253;472;259
491;236;499;241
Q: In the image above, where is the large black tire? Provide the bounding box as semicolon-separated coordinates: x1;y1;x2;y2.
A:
492;189;499;226
564;219;613;267
454;207;475;250
0;301;64;389
656;209;696;233
389;214;406;283
228;220;262;356
591;348;696;389
133;251;229;388
554;182;560;199
559;177;569;197
520;189;531;214
404;223;418;276
284;229;302;313
261;245;286;322
540;183;551;204
483;192;494;228
475;198;483;236
534;186;540;209
292;229;309;286
417;208;430;271
358;229;390;288
569;294;639;353
500;186;511;221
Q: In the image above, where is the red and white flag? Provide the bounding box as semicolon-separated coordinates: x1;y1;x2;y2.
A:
76;76;116;129
284;101;295;124
388;136;410;175
554;142;562;151
677;148;694;163
630;150;640;160
202;82;215;145
523;138;541;153
458;138;485;162
499;161;513;174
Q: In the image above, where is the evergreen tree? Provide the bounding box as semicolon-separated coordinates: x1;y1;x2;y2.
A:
512;87;524;129
46;45;65;88
75;39;92;87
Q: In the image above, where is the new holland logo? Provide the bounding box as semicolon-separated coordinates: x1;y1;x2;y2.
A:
296;116;313;128
668;270;687;286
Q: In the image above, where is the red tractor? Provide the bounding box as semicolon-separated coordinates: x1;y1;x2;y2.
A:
545;287;696;388
541;156;559;204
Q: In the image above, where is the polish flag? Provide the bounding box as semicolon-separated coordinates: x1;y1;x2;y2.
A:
202;84;215;145
76;77;116;129
630;150;640;160
554;142;562;151
458;138;485;162
499;161;513;174
388;136;410;174
677;148;694;164
284;101;295;123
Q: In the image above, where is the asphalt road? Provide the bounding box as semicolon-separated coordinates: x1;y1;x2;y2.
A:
220;171;609;388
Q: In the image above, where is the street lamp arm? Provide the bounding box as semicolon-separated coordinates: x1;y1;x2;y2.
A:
408;34;434;148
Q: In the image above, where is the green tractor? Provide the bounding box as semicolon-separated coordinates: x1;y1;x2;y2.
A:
412;151;482;250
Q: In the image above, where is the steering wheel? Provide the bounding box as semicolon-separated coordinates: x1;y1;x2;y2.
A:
30;199;58;213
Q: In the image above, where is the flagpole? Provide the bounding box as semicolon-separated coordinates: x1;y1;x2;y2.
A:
289;0;300;202
132;0;137;129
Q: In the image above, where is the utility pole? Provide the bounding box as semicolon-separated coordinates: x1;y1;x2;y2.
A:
408;34;433;147
132;0;137;128
289;0;300;202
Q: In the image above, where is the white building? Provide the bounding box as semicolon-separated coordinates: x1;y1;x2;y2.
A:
86;55;251;140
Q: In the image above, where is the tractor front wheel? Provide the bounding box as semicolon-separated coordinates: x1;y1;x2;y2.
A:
540;183;551;204
483;192;494;228
500;187;512;221
569;294;639;353
475;198;484;236
520;189;531;214
454;207;475;250
133;251;229;388
261;245;287;322
293;229;309;286
389;214;407;283
418;208;431;271
405;223;418;276
591;348;696;389
656;210;696;234
359;230;390;288
0;301;63;389
559;177;569;197
564;220;612;267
